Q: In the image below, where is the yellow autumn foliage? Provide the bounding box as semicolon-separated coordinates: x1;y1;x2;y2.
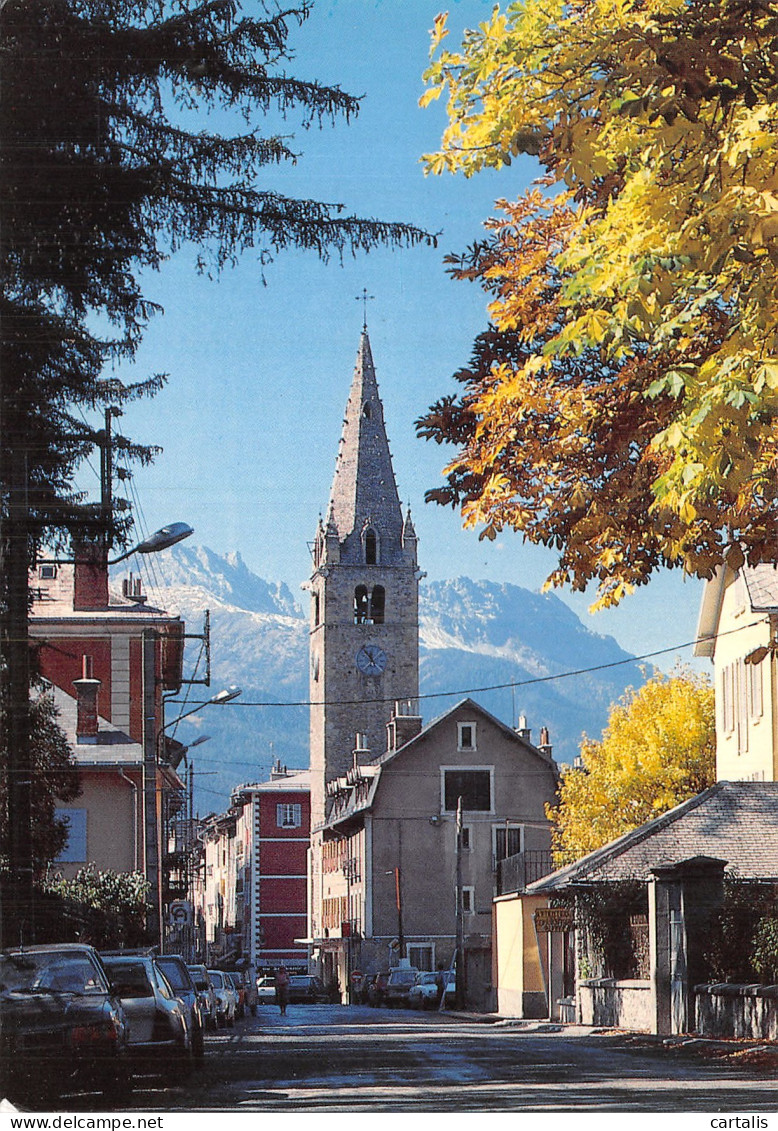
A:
420;1;778;601
546;667;715;865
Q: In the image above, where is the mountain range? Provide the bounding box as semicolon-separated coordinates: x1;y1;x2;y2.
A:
136;544;648;814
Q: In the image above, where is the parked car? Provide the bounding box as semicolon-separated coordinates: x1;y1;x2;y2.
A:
187;964;218;1030
256;975;276;1003
224;971;244;1019
153;954;206;1060
383;966;419;1008
207;969;237;1026
101;954;191;1080
408;970;456;1010
366;971;389;1007
287;974;327;1003
0;943;131;1107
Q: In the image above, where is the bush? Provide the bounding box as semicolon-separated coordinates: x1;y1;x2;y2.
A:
704;877;778;983
42;864;151;948
752;917;778;984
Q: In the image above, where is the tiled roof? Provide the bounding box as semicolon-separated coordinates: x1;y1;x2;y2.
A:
526;782;778;892
48;684;143;766
743;563;778;612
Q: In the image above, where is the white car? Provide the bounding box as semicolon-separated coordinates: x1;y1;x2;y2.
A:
207;969;237;1027
256;975;276;1003
408;970;456;1010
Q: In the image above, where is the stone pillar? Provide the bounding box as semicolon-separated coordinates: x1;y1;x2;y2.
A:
649;856;727;1036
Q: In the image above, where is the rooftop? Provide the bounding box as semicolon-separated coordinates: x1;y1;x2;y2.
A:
525;782;778;894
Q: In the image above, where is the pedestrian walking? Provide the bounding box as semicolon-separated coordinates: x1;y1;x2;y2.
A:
274;965;290;1015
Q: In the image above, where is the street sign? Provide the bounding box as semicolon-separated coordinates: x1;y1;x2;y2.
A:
169;900;192;927
534;907;575;933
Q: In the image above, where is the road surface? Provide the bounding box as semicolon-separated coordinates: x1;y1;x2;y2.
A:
123;1004;778;1112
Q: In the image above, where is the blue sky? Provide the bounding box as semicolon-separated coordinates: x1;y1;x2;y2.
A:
78;0;708;671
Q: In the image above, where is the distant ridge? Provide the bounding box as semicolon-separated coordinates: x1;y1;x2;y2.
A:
125;544;646;811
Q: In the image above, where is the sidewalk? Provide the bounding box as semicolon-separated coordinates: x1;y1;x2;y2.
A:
445;1010;778;1066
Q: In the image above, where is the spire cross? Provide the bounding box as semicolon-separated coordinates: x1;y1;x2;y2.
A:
355;288;375;331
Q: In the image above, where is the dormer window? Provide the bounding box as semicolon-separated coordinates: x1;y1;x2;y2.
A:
365;528;378;565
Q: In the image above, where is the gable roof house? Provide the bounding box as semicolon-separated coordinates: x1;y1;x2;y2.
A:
497;782;778;1034
312;696;559;1012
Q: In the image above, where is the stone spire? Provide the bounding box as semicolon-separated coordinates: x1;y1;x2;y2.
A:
327;330;404;564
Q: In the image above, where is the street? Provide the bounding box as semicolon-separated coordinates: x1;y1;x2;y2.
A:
121;1005;778;1113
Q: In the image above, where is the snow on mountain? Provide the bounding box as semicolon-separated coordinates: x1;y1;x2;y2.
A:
130;545;646;812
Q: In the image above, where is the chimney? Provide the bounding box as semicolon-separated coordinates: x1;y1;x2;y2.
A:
516;714;531;743
122;573;147;605
73;538;109;611
386;700;423;754
538;725;553;758
73;655;101;743
353;732;371;764
270;757;289;780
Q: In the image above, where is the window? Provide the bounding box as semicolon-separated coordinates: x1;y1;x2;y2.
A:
354;585;369;624
407;943;434;972
457;887;475;914
55;808;87;863
353;584;385;624
277;803;302;829
460;825;472;851
749;660;764;719
493;824;523;862
365;529;378;565
39;564;57;580
457;722;476;751
313;592;320;626
442;768;492;813
371;585;385;624
721;663;735;733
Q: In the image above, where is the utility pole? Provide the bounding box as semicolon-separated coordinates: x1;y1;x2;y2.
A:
3;445;34;946
455;795;465;1010
143;628;162;947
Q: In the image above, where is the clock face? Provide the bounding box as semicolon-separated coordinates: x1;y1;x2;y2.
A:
356;643;387;676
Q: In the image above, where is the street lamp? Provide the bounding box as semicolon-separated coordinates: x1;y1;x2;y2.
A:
109;522;194;564
162;686;242;732
386;867;405;961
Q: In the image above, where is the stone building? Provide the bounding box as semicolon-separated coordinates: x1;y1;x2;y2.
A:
304;330;559;1008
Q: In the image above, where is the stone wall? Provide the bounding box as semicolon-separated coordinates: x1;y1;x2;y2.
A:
578;978;653;1032
695;983;778;1040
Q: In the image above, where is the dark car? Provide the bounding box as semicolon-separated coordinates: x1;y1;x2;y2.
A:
287;974;327;1003
383;966;419;1008
153;954;205;1059
101;954;191;1081
0;943;131;1107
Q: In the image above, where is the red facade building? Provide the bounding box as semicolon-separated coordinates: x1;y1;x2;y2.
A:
29;542;187;939
198;764;310;974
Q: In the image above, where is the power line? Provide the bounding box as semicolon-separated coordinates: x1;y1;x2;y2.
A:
165;625;741;712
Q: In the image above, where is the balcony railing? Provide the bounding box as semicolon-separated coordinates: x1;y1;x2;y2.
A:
496;850;554;895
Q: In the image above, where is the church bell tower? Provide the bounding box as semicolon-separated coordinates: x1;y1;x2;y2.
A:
308;330;420;827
